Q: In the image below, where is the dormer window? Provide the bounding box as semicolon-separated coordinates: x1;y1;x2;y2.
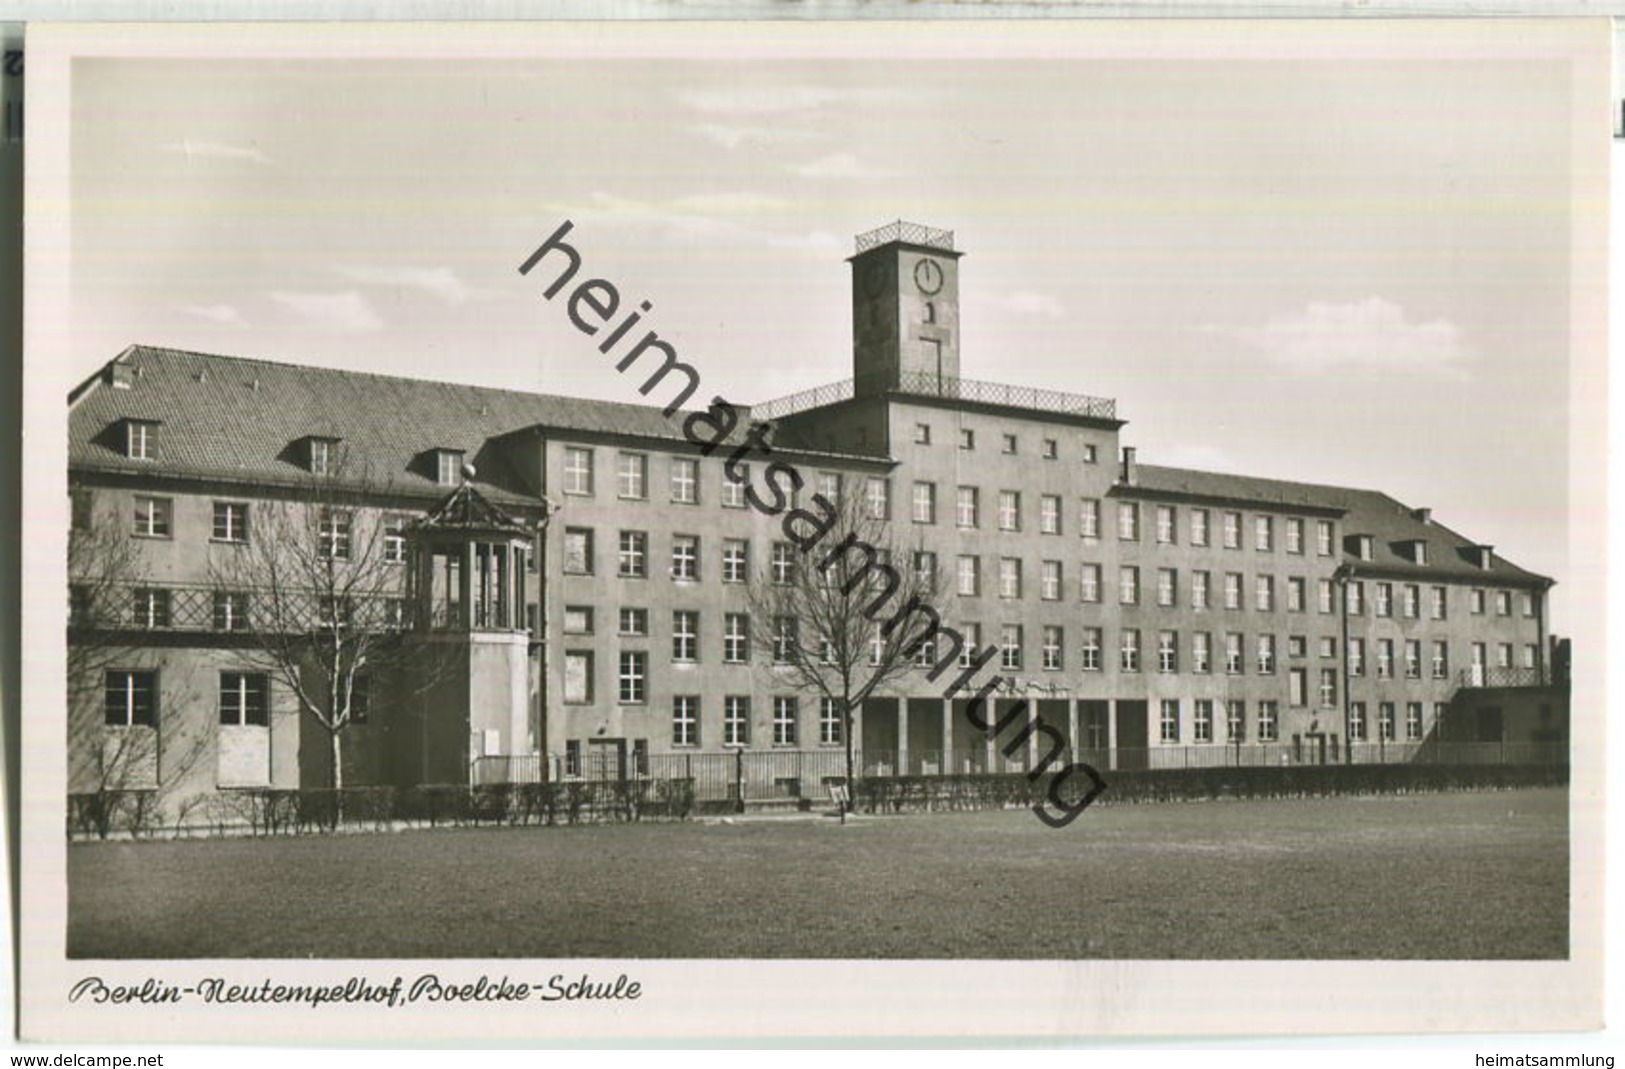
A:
306;437;340;476
436;449;466;486
1473;545;1495;570
1347;534;1375;561
1403;539;1429;566
124;419;159;460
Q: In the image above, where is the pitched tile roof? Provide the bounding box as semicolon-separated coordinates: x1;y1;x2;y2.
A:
1130;463;1551;587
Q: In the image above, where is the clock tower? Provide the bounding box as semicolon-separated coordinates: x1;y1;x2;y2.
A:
850;221;963;399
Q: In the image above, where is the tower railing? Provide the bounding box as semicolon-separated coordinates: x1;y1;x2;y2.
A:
854;221;955;254
754;371;1116;423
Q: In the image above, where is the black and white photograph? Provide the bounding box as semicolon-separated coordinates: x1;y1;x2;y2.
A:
18;17;1608;1043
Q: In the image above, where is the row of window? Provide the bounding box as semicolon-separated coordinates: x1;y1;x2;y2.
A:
1153;698;1442;744
912;423;1084;462
118;421;467;485
117;496;410;563
103;669;371;727
90;588;407;632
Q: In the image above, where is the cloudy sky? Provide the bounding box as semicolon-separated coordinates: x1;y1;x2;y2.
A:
63;25;1601;627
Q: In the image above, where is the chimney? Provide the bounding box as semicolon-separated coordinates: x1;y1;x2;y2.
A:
1120;446;1137;486
107;360;136;390
1411;507;1432;524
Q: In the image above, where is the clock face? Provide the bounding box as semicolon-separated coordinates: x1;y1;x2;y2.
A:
913;258;944;295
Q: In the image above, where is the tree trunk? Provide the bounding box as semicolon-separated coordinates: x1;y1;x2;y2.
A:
843;700;855;825
329;729;344;829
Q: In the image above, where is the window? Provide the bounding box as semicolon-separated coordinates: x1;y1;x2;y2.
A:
1080;563;1101;603
71;488;93;531
1226;700;1245;743
1194;700;1213;743
957;555;981;597
1497;643;1514;670
1001;433;1018;454
105;670;158;727
1375;582;1393;617
772;542;797;585
1000;624;1023;670
317;594;354;630
671;534;699;581
998;491;1021;532
865;477;890;520
959;623;982;668
1042;626;1063;671
125;420;157;460
564;741;581;778
772;617;798;664
1523;644;1539;670
133;495;172;538
1405;639;1422;679
1285;517;1304;554
1082;443;1098;464
1041;561;1062;601
1117;502;1140;541
1316;520;1335;556
670;457;699;504
212;591;250;632
1257;634;1276;675
1378;702;1396;742
1191;570;1210;610
1080;499;1101;539
1402;584;1420;619
1192;632;1212;673
1287;576;1306;613
673;696;700;746
1431;586;1448;620
1255;575;1275;612
1258;701;1279;742
773;697;799;745
1254;515;1273;552
1348;703;1367;742
959;428;975;450
578;643;632;704
1223;573;1243;611
722;539;749;583
1375;639;1394;679
133;588;171;629
722;463;749;508
1495;590;1512;617
563;447;594;495
1160;700;1180;744
1156;568;1177;607
436;450;465;486
308;438;335;476
723;614;749;663
1346;581;1365;616
618;608;648;636
999;558;1023;599
618;651;647;704
819;698;843;745
723;696;750;746
817;471;841;507
672;611;699;662
1190;508;1210;547
1432;641;1449;680
212;501;249;543
563;528;594;574
1222;511;1242;549
1119;566;1139;606
1224;632;1244;675
1081;628;1103;671
1318;579;1335;614
1157;630;1178;673
912;482;936;524
1406;702;1424;741
1155;505;1176;545
1120;629;1141;672
381;516;406;564
1039;495;1062;535
914;423;932;445
1319;636;1337;659
1348;638;1366;677
1043;438;1058;459
618;531;648;578
1522;591;1537;617
563;606;593;634
215;671;272;730
1470;589;1486;615
956;487;979;528
317;509;351;560
617;452;647;499
1319;668;1337;709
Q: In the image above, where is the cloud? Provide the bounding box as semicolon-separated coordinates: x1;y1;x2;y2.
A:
269;290;383;333
1226;297;1469;376
668;192;791;215
333;265;493;306
788;152;894;180
535;192;831;257
177;303;246;327
767;230;844;254
689;123;819;150
990;291;1065;319
165;138;273;166
677;85;883;116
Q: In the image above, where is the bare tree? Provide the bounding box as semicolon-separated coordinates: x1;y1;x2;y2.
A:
747;486;947;820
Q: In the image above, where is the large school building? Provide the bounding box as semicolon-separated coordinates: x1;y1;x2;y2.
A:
66;222;1567;811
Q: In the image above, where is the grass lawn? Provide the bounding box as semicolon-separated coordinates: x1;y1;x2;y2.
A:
68;787;1567;959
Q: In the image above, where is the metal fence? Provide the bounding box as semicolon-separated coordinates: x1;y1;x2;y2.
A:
472;740;1567;802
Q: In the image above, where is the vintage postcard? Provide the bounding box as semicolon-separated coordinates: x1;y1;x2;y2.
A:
17;18;1609;1043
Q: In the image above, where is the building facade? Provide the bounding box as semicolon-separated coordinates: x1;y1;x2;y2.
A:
66;222;1566;814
